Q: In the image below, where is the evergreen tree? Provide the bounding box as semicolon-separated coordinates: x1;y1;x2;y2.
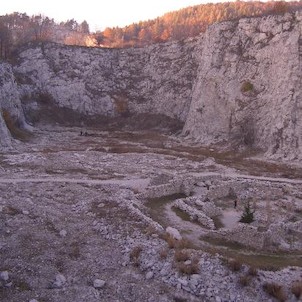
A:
239;200;255;224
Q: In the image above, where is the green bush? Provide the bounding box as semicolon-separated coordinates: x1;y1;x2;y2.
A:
241;81;254;93
239;200;255;224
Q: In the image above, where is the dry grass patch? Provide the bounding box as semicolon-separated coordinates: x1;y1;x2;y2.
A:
263;282;287;302
174;250;190;262
130;245;143;266
248;266;258;276
228;259;242;272
239;274;251;287
159;248;168;260
68;241;81;260
177;257;199;275
144;225;158;236
2;205;22;216
291;281;302;299
14;279;32;291
161;233;193;250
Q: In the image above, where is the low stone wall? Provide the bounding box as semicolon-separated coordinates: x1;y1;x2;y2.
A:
141;177;195;199
202;179;286;203
182;196;222;218
208;224;266;250
266;221;302;251
172;199;215;229
206;220;302;252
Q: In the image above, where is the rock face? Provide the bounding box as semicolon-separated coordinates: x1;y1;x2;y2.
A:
15;39;197;122
13;11;302;160
0;63;29;150
183;12;302;161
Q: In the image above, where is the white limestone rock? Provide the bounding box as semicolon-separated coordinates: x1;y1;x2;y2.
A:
93;279;106;289
0;63;32;150
53;273;66;288
165;226;182;241
145;271;154;280
0;271;9;281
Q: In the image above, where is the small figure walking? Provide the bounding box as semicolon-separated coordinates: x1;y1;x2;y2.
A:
234;199;237;208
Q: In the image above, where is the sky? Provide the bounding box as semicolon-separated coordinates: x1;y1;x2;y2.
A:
0;0;226;31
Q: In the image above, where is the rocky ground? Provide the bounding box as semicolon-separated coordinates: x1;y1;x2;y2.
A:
0;126;302;302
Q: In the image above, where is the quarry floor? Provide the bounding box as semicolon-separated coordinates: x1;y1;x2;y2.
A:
0;126;302;302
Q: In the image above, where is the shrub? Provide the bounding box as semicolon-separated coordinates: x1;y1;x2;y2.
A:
241;81;254;93
263;282;287;302
291;281;302;299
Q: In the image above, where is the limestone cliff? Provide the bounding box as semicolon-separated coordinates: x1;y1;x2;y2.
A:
13;11;302;160
0;63;30;150
183;12;302;161
15;39;197;123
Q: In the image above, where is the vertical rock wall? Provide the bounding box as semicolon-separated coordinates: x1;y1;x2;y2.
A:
0;63;30;149
183;12;302;160
15;39;198;122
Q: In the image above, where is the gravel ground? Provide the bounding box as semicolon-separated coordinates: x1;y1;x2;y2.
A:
1;126;302;302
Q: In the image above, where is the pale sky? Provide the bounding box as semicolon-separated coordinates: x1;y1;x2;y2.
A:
0;0;226;31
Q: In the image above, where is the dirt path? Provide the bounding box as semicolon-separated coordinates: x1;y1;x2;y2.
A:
0;177;150;189
1;170;301;186
192;172;302;184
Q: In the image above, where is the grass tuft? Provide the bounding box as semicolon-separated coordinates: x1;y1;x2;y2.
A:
177;257;199;275
291;281;302;299
130;246;143;266
239;274;251;287
174;250;190;262
159;248;168;260
228;259;242;272
263;282;287;302
248;266;258;276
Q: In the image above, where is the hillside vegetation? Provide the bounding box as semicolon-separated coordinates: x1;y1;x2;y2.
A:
95;0;302;47
0;13;92;59
0;0;301;57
